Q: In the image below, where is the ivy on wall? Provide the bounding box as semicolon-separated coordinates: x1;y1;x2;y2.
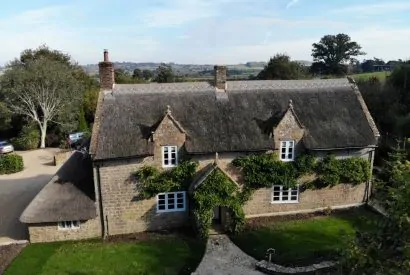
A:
192;169;245;238
133;153;371;237
134;161;198;199
233;153;371;190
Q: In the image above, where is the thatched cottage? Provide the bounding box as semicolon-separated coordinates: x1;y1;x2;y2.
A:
21;50;379;243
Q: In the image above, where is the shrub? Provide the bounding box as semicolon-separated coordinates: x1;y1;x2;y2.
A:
0;154;24;174
11;124;40;150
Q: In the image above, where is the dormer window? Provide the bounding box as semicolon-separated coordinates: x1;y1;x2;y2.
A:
162;146;178;167
280;140;294;161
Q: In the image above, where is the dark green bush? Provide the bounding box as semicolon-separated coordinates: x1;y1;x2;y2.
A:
11;124;40;150
0;154;24;174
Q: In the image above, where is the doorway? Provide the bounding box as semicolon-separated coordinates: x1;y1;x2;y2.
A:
212;206;221;224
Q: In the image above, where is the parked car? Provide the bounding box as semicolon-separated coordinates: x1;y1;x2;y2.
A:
67;132;86;150
0;140;14;154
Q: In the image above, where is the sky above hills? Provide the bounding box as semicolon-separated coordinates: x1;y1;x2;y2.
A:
0;0;409;65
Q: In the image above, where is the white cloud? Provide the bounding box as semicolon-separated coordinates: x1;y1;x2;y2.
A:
332;1;410;15
141;0;219;27
286;0;299;9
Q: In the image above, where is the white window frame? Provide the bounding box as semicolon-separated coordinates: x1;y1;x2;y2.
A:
58;220;80;230
272;185;299;204
280;140;295;162
156;191;186;213
162;146;178;168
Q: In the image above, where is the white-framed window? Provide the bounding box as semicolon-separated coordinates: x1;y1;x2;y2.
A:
157;191;186;213
162;146;178;167
280;140;295;161
58;220;80;230
272;185;299;203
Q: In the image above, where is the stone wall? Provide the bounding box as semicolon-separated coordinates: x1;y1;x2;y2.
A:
28;218;100;243
244;183;367;217
96;147;373;236
97;157;188;236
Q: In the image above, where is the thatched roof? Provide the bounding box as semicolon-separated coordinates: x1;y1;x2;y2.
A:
20;151;96;224
91;79;378;160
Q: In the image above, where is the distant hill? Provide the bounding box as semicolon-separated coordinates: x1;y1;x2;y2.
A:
82;60;313;79
82;61;268;76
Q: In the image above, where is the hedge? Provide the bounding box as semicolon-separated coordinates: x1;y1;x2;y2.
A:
0;154;24;174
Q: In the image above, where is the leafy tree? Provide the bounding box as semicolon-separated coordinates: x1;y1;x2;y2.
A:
312;33;365;75
142;69;153;81
132;68;143;79
1;55;83;148
154;63;175;83
257;54;307;80
77;106;89;132
83;87;99;125
341;155;410;274
0;101;11;131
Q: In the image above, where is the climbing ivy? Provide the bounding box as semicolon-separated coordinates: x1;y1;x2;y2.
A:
233;153;371;190
134;161;198;199
134;152;370;238
192;169;245;238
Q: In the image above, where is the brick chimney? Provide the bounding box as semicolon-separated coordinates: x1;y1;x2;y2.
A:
214;65;227;90
99;49;114;90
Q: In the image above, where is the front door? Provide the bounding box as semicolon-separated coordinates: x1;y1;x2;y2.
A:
212;206;221;224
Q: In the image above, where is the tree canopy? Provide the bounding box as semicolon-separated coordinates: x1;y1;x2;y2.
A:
154;63;175;83
256;54;307;80
311;33;365;75
1;46;85;148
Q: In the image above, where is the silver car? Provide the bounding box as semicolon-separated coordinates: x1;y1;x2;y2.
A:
0;140;14;154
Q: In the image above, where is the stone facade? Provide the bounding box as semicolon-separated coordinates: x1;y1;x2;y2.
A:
152;113;186;166
273;106;304;156
244;182;367;217
27;218;100;243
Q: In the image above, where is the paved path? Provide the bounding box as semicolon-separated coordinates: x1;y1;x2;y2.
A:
0;149;60;244
192;234;263;275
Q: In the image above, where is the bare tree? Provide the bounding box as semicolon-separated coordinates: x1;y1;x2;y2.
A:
2;58;82;148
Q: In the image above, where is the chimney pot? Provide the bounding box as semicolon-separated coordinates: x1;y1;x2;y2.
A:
214;65;227;90
103;49;109;62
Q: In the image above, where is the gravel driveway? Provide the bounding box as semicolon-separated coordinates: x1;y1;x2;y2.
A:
192;234;263;275
0;149;60;244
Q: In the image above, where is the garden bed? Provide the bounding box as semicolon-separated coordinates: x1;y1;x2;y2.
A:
230;206;381;267
4;233;206;275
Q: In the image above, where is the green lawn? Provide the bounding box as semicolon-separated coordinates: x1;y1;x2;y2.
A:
231;207;381;266
5;235;205;275
352;71;391;82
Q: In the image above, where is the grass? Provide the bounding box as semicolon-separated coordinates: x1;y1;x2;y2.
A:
230;207;381;266
5;235;205;275
352;71;391;82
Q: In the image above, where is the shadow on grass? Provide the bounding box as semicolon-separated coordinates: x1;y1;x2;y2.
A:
4;235;206;275
230;206;384;267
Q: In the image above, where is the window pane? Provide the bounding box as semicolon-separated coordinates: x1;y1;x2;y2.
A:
164;147;169;153
171;147;176;152
281;141;286;147
281;154;286;159
164;159;169;165
273;186;281;191
177;198;184;204
288;147;293;153
158;205;165;210
177;193;184;198
273;196;280;201
167;193;175;199
177;203;184;209
158;194;165;200
291;196;297;200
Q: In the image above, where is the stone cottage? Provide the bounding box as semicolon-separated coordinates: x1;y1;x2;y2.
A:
21;50;379;243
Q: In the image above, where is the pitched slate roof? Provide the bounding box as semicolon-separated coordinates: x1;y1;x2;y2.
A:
91;79;378;160
20;151;96;224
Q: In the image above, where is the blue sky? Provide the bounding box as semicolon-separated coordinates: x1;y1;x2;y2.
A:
0;0;409;65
